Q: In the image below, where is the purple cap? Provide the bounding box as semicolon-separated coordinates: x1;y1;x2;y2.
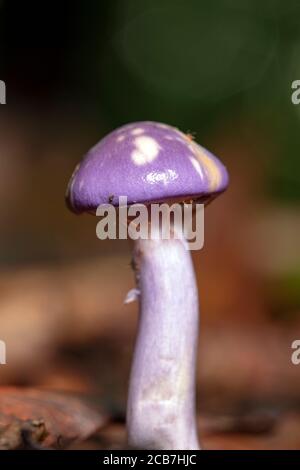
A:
66;121;229;213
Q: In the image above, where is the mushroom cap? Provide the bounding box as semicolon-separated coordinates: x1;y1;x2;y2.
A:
66;121;229;213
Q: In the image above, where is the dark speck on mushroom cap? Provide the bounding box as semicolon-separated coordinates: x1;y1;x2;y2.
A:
66;121;229;213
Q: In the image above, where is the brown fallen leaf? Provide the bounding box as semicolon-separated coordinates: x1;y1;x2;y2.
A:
0;387;106;449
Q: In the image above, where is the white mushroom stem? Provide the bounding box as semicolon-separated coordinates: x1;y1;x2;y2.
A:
127;229;200;450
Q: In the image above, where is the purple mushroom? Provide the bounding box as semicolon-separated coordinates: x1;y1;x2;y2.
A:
66;121;229;450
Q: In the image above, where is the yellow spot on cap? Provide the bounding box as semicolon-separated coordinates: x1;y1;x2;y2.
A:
189;141;221;192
